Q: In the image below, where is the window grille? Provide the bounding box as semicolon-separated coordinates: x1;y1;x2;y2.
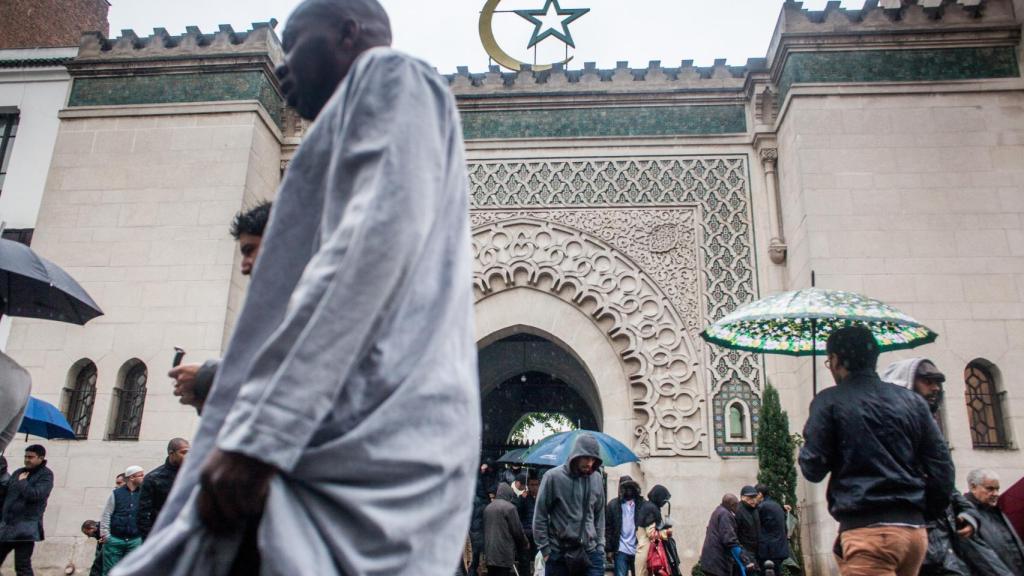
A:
0;113;18;197
110;361;147;441
1;228;32;246
964;362;1010;449
63;361;97;439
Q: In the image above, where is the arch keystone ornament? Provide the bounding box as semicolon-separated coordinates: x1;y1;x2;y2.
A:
479;0;588;72
472;215;707;457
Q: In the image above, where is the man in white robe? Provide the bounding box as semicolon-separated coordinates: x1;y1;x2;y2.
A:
113;1;480;573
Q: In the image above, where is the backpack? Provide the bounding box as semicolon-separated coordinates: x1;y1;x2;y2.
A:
647;538;672;576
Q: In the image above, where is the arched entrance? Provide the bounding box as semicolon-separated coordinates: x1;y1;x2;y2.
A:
478;332;601;461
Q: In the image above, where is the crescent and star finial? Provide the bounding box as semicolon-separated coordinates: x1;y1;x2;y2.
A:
479;0;590;72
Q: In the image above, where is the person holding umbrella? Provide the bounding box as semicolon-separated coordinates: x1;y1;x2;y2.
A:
800;326;955;576
0;444;54;575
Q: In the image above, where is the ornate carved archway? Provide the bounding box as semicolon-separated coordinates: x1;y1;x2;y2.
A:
472;215;706;457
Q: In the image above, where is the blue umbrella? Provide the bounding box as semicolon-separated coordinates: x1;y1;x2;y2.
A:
18;397;75;440
522;430;639;467
497;447;529;464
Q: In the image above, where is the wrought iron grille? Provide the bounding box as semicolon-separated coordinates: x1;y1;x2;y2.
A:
964;363;1009;449
63;362;97;439
110;362;148;441
0;113;18;196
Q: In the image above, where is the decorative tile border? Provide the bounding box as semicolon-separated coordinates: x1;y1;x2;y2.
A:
68;71;283;128
778;47;1020;101
460;105;748;140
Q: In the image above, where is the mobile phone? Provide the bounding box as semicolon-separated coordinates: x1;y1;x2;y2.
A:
173;347;186;368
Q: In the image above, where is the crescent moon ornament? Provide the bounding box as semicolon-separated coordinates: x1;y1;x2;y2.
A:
479;0;578;72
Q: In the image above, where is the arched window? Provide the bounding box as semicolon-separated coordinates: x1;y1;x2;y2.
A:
725;399;752;443
964;360;1010;449
109;359;148;441
62;359;97;439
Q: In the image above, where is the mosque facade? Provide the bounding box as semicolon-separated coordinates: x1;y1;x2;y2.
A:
3;0;1024;573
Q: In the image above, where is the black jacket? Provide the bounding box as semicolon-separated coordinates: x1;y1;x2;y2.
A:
958;493;1024;576
799;369;955;531
484;483;529;568
735;503;760;559
756;498;789;562
469;494;487;548
606;476;644;554
137;457;181;538
700;505;746;576
638;485;671;530
0;463;54;542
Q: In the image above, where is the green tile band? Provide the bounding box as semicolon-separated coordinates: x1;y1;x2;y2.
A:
68;71;283;128
460;105;748;140
778;46;1020;100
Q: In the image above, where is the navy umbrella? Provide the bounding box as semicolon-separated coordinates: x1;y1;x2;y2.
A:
521;430;639;467
497;447;529;465
0;238;103;325
18;397;76;440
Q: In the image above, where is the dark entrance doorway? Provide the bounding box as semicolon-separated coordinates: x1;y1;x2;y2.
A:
478;332;601;463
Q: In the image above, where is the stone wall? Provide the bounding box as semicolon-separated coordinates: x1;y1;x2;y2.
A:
0;0;108;49
776;85;1024;574
1;104;280;574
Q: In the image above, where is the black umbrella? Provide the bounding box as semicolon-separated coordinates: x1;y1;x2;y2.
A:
0;239;103;325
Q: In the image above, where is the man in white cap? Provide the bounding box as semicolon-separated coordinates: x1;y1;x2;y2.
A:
100;465;144;574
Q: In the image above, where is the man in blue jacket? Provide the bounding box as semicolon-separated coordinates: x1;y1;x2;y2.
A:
800;326;955;576
0;445;53;576
100;465;145;575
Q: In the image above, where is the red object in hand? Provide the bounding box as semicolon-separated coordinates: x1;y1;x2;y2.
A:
1002;475;1024;542
647;538;672;576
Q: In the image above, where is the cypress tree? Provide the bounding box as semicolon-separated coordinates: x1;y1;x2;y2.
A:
757;383;802;574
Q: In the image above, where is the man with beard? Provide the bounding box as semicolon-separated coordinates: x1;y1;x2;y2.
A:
113;0;479;573
882;358;978;576
534;434;606;576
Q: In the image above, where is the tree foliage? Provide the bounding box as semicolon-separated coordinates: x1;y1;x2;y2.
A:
757;383;802;574
508;412;575;443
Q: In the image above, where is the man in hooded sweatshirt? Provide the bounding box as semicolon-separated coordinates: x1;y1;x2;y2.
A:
606;476;643;576
485;483;530;576
534;433;606;576
636;485;672;576
882;358;978;576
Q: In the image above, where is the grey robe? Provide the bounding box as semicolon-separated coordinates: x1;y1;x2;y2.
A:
114;48;480;576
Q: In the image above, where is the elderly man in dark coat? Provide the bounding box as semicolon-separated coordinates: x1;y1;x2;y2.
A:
701;494;755;576
959;468;1024;576
485;483;530;576
0;445;54;575
754;485;789;573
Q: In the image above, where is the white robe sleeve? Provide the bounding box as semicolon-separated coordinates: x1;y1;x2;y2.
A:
216;53;451;473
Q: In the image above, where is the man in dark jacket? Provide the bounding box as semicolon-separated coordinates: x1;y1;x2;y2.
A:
137;438;189;539
517;472;539;576
800;326;955;576
81;520;103;576
735;486;760;572
700;494;754;576
882;357;978;576
485;483;530;576
0;445;53;576
100;465;145;575
959;468;1024;576
754;485;789;573
606;476;643;576
534;433;606;576
468;492;487;576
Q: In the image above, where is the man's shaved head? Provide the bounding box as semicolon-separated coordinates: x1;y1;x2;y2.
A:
722;493;739;512
278;0;394;119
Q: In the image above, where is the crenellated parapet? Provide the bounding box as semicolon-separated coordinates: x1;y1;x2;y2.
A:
777;0;1011;33
65;23;286;129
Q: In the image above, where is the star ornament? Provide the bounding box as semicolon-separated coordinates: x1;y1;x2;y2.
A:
514;0;590;50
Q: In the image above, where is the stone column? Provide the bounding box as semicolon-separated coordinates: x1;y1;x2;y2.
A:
760;148;787;264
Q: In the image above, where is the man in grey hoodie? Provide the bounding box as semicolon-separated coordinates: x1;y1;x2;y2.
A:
534;433;606;576
882;357;977;576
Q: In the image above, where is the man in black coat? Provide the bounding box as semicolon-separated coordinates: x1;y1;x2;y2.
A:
735;486;760;572
484;483;530;576
0;444;54;576
959;468;1024;576
81;520;103;576
137;438;189;539
754;485;789;573
799;326;954;576
700;494;755;576
606;476;643;576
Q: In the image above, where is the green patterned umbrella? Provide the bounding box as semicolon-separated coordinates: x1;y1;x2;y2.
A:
701;288;938;356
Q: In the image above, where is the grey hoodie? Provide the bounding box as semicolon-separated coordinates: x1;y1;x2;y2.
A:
882;357;930;391
533;434;606;557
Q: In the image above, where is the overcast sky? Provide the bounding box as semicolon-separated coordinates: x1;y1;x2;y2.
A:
108;0;856;73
